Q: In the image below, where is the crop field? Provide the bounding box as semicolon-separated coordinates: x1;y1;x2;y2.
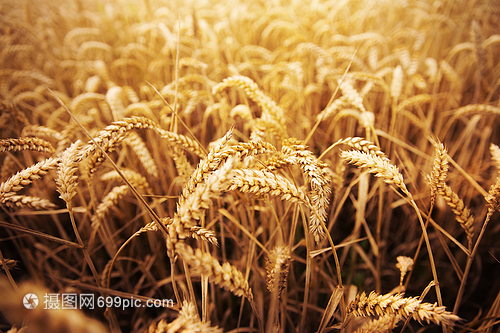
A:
0;0;500;332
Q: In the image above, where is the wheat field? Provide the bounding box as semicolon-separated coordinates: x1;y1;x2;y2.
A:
1;0;500;332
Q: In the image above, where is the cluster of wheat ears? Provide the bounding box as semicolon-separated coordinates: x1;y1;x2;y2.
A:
1;0;500;332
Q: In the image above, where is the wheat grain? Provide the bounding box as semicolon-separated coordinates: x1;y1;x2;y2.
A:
155;127;207;159
83;117;159;175
229;168;310;203
189;226;219;246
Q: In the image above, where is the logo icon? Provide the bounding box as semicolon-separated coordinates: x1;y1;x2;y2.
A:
23;293;39;309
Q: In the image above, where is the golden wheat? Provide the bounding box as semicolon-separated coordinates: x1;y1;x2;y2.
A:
0;138;55;154
340;150;409;196
175;242;253;301
348;291;460;326
2;0;500;331
56;140;83;203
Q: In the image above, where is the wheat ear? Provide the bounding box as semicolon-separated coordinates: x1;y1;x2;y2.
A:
0;157;60;197
166;155;238;254
354;314;401;333
1;195;56;210
340;150;409;196
175;242;253;301
438;184;474;249
124;132;159;178
228;168;312;206
334;137;386;157
281;138;333;242
265;246;291;298
149;300;223;333
348;291;460;326
490;143;500;170
179;127;234;203
21;125;63;141
0;137;55;154
396;256;414;286
428;141;449;206
56;140;84;203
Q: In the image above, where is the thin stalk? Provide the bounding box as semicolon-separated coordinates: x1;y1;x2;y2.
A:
453;209;494;315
